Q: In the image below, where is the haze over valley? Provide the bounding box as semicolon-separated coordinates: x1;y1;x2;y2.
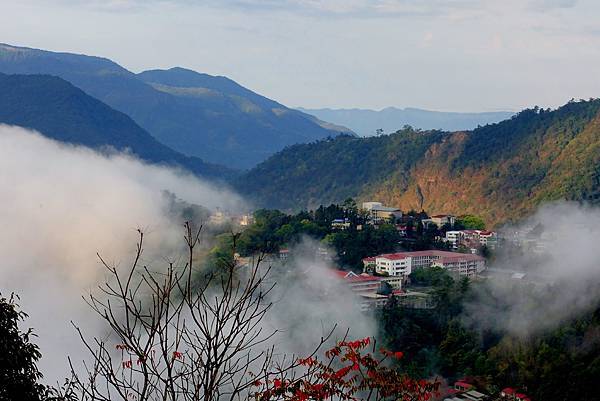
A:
1;2;600;401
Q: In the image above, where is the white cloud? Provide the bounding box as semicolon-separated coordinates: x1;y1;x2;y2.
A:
1;0;599;111
0;125;242;382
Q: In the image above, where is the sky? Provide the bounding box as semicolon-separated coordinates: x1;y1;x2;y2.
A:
1;0;600;111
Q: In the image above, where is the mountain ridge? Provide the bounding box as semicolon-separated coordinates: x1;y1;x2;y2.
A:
239;100;600;227
0;43;352;169
0;72;235;179
298;106;514;136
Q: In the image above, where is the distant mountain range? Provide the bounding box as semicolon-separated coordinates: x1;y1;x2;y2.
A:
238;100;600;227
298;107;515;136
0;43;351;169
0;73;234;179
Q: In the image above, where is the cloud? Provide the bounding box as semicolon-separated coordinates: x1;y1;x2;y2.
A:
529;0;579;11
51;0;482;18
0;124;243;382
0;125;376;387
462;202;600;337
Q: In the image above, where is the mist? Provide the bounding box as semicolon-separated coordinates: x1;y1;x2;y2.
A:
0;124;244;382
263;238;377;356
0;125;376;387
463;202;600;337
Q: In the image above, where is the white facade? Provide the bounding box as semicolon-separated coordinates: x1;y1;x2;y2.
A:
375;250;486;279
375;255;412;277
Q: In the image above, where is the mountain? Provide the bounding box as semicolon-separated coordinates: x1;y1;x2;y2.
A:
0;43;351;169
298;107;514;137
237;100;600;227
0;73;234;179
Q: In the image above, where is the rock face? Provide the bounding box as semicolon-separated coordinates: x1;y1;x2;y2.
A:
238;100;600;227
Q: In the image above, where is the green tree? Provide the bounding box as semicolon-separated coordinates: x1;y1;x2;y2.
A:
0;294;46;401
456;215;486;230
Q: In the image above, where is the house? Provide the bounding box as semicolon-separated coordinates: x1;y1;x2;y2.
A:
444;230;498;251
362;202;402;224
334;270;383;293
238;214;254;226
395;224;408;236
499;388;531;401
445;230;463;248
443;381;489;401
209;209;230;225
334;270;404;311
358;292;390;311
454;381;474;392
478;230;498;249
362;257;376;273
375;250;486;279
279;249;290;260
431;253;486;279
331;218;351;230
375;253;412;278
422;214;456;228
335;270;402;292
500;388;516;398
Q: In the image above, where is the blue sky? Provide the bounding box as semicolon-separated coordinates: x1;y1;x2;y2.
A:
1;0;600;111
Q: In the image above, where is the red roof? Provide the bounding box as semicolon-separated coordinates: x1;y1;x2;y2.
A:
516;394;530;400
376;250;484;262
501;388;516;395
362;257;376;262
333;270;382;283
455;381;473;389
438;254;485;263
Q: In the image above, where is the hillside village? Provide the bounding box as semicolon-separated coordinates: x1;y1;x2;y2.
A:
201;199;564;401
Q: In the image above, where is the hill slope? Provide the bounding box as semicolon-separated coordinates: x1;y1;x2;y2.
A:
0;73;234;179
299;107;515;136
0;43;351;169
238;100;600;226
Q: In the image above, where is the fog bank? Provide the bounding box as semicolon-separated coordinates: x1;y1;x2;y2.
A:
464;202;600;337
0;125;243;381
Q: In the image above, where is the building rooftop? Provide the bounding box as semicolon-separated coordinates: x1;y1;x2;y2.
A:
334;270;383;283
370;205;401;212
376;250;485;262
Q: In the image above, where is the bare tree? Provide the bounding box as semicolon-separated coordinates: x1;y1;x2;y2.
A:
67;223;330;401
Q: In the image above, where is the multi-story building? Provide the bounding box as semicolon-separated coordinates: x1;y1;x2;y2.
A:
331;218;351;230
445;230;498;250
375;250;486;279
334;270;402;311
362;202;402;224
422;214;456;228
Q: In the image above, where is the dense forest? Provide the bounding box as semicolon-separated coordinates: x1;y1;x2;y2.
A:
237;99;600;227
379;272;600;401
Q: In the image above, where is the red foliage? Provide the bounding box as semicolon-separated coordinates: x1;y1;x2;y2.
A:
252;337;439;401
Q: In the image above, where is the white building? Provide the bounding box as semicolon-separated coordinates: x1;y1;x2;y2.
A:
375;250;486;279
444;230;498;250
362;202;402;224
422;214;456;228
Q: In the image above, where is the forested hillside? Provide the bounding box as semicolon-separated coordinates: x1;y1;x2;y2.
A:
0;43;350;169
238;99;600;226
0;73;234;178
